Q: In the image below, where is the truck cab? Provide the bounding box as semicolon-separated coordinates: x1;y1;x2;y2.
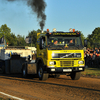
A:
36;28;86;80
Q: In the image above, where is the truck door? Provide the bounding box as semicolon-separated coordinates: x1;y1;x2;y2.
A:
39;36;47;65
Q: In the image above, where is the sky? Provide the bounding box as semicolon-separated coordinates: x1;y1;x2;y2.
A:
0;0;100;38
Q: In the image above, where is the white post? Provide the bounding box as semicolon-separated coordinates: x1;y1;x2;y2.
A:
31;36;32;60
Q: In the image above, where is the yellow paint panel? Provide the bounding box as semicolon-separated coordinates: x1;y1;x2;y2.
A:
37;33;40;36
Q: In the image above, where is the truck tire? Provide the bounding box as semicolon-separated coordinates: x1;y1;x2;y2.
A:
0;65;5;74
22;66;27;78
38;64;48;80
70;72;81;80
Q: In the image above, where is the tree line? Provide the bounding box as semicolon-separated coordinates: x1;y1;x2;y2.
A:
0;24;100;48
0;24;40;47
86;27;100;49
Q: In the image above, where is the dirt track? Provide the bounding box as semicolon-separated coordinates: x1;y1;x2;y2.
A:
0;74;100;100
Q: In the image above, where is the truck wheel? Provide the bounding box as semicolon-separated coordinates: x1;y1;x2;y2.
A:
38;65;48;80
70;72;81;80
0;65;5;74
22;66;27;78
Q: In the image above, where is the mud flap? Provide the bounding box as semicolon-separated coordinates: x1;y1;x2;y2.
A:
42;72;49;80
27;63;37;74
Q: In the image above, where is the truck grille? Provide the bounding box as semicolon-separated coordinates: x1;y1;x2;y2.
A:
60;61;74;67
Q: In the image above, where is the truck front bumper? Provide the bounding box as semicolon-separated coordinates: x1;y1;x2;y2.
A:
47;67;85;73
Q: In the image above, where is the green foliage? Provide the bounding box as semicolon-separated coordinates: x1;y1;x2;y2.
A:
27;29;41;47
75;31;85;46
0;24;27;46
87;27;100;49
0;24;11;38
16;34;26;46
79;31;86;45
6;33;17;46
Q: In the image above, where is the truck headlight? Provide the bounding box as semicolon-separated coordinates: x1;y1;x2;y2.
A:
49;61;56;65
52;53;55;57
78;61;83;64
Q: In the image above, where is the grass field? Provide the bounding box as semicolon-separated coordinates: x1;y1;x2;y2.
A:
81;67;100;77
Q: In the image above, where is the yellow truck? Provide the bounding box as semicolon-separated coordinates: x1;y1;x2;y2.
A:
0;28;87;81
33;28;87;80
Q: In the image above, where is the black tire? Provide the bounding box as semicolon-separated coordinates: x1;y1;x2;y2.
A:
70;72;81;80
22;66;27;78
38;63;48;80
0;65;5;74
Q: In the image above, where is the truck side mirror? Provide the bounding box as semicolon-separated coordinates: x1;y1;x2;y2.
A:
84;39;87;47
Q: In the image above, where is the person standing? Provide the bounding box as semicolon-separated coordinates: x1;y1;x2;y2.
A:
92;51;96;67
54;40;58;45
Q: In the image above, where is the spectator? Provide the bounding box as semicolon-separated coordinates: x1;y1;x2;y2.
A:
98;48;100;53
91;48;94;52
84;47;100;68
84;51;87;68
92;51;96;67
97;49;100;54
95;47;98;54
54;39;58;45
69;39;74;46
86;51;91;68
95;49;100;67
69;39;73;44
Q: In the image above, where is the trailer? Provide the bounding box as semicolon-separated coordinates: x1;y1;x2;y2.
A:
0;48;36;75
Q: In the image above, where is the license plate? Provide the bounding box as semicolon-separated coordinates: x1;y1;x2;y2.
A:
63;69;72;72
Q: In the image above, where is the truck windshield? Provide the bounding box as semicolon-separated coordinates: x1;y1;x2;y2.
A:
47;36;83;50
